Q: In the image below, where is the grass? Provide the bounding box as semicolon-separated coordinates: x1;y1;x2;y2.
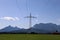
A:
0;34;60;40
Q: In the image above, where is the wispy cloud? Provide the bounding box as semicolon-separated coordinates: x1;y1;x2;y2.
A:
0;17;20;21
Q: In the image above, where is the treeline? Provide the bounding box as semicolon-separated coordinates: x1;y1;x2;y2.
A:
0;32;60;35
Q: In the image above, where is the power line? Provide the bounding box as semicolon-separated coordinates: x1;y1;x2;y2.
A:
26;0;30;13
16;0;21;10
16;0;37;28
16;0;30;12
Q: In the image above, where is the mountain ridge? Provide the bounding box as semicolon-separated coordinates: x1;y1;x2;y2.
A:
0;23;60;34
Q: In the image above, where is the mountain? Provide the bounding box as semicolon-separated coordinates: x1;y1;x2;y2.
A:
57;25;60;32
30;23;59;33
10;28;29;33
0;25;20;32
0;23;60;34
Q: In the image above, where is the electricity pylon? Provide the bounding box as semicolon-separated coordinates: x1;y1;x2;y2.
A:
25;13;37;28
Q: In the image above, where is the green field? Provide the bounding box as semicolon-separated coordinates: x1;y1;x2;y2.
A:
0;34;60;40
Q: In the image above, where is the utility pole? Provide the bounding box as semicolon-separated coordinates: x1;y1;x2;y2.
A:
25;13;36;28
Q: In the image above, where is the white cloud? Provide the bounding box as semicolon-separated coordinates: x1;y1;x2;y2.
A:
15;17;20;21
0;17;20;21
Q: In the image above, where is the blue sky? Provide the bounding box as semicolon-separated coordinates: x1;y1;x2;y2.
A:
0;0;60;29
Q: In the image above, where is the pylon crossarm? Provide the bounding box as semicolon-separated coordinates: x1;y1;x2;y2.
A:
25;13;37;28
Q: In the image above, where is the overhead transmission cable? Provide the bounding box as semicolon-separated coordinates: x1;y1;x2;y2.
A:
16;0;21;10
16;0;31;13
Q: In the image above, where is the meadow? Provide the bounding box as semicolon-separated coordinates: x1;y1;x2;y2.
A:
0;34;60;40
